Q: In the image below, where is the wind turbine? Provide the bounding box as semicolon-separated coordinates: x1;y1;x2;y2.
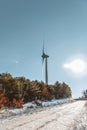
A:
42;44;49;85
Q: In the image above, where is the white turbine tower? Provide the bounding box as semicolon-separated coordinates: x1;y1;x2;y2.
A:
41;43;49;85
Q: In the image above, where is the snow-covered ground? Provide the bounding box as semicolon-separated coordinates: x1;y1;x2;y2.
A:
9;98;71;114
0;100;87;130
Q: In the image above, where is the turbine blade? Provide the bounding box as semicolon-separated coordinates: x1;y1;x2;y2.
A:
42;57;44;64
42;40;45;64
42;41;44;54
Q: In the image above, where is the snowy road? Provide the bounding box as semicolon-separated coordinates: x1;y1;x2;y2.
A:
0;101;87;130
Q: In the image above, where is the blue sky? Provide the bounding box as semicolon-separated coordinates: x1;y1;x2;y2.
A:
0;0;87;97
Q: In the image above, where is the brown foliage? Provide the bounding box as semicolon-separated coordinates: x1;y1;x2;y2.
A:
13;98;24;108
42;87;51;100
0;93;9;108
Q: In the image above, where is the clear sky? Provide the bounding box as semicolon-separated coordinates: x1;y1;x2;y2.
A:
0;0;87;98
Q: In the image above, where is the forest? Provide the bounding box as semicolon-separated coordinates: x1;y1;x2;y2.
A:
0;73;72;108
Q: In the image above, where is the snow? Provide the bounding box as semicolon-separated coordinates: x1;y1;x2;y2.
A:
9;98;72;114
0;99;87;130
42;98;70;107
9;102;37;114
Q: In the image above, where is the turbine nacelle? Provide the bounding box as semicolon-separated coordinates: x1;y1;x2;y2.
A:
42;52;49;59
42;52;49;65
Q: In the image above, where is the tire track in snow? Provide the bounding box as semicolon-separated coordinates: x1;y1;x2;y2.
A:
36;119;57;130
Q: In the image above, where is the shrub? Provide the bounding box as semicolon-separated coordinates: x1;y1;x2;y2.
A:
13;98;24;108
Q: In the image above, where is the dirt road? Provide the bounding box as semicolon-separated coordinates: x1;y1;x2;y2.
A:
0;101;87;130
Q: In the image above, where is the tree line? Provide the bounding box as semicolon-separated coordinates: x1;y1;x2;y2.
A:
0;73;72;108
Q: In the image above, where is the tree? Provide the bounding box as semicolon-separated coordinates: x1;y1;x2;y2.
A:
83;90;87;98
0;72;72;106
0;73;17;102
42;86;52;100
54;81;72;99
62;82;72;98
0;94;9;108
